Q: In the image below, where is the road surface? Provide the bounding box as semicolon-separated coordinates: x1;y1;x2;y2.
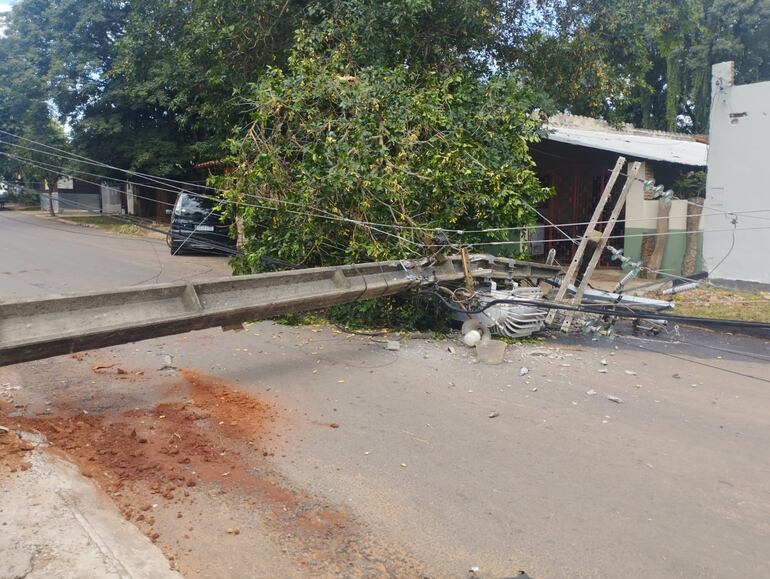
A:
2;210;769;578
0;211;230;298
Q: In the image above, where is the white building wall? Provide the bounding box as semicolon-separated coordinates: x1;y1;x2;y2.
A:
703;62;770;284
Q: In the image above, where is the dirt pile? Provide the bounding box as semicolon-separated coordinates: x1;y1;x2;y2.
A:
3;370;277;512
0;427;34;472
1;369;427;577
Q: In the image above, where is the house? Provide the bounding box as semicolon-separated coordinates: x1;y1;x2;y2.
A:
125;161;226;223
703;62;770;286
529;114;708;275
41;177;102;213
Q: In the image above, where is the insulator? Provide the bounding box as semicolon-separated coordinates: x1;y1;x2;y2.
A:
661;282;699;295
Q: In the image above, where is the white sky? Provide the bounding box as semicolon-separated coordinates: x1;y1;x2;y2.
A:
0;2;13;36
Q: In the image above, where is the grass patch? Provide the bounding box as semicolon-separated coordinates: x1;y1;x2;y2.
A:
62;214;148;236
674;286;770;323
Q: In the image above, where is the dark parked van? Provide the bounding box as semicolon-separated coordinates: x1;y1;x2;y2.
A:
167;192;236;255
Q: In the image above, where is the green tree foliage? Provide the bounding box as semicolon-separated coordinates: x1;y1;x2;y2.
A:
218;35;551;274
111;0;312;164
305;0;515;70
515;0;770;132
0;4;67;184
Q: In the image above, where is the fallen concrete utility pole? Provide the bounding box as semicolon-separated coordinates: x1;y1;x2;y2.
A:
0;254;560;366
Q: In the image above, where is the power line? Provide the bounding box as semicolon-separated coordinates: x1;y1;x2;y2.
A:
0;137;430;250
467;224;770;246
33;190;241;255
4;130;768;291
5;130;770;236
615;336;770;384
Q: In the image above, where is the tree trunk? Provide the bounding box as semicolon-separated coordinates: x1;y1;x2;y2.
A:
644;199;671;279
681;197;704;276
640;234;656;277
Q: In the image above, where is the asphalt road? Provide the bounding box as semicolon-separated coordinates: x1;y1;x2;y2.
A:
0;211;231;298
2;211;770;578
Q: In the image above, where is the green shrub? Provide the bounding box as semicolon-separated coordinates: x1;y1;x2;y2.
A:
216;34;552;327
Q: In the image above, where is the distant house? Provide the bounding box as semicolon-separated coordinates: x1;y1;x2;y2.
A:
41;177;106;213
124;161;226;223
703;62;770;286
530;114;708;275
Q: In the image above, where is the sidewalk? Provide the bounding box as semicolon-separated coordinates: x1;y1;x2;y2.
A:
1;438;180;578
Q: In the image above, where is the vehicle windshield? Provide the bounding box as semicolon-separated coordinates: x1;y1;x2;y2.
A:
174;193;215;217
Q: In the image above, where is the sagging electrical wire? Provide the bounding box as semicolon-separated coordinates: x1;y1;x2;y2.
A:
35;191;241;256
5;130;770;236
4;129;769;296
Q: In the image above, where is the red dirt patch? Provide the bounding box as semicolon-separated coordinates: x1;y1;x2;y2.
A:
0;427;34;472
4;370;279;503
2;368;428;576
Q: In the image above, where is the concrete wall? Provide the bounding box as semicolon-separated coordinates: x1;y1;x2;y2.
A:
703;62;770;284
100;183;123;214
623;161;702;275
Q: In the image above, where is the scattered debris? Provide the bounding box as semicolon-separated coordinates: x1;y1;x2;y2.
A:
227;527;240;535
91;363;115;372
624;370;637;376
586;389;597;396
529;350;551;357
607;395;623;404
159;355;176;371
488;411;500;419
329;423;340;429
530;387;538;392
385;341;401;351
447;346;456;354
672;373;681;379
598;369;608;374
600;359;608;366
520;367;529;376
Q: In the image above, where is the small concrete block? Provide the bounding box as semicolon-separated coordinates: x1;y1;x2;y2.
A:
385;341;401;351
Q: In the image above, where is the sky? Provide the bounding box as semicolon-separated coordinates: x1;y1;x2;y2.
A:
0;1;16;35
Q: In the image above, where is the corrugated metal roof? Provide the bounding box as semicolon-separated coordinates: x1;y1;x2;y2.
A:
546;126;708;166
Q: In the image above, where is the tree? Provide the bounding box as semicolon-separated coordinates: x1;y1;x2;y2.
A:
510;0;770;133
111;0;312;165
218;34;551;276
0;7;68;186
